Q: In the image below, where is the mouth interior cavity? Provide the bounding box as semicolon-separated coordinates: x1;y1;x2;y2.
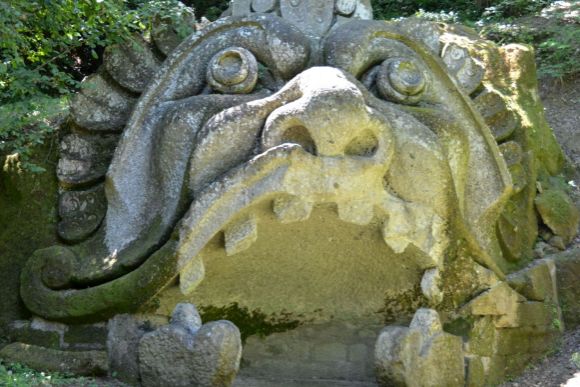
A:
156;199;426;325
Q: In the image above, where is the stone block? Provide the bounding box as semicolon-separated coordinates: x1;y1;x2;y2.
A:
70;73;135;132
107;314;168;385
554;249;580;327
465;355;486;387
8;320;63;350
535;189;580;244
465;317;496;357
507;259;558;302
468;283;525;317
348;343;370;363
312;342;348;362
495;301;554;329
375;309;465;387
104;36;161;93
138;303;241;387
63;322;107;350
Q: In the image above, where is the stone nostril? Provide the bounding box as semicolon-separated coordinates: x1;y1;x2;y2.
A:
345;130;379;157
281;126;317;155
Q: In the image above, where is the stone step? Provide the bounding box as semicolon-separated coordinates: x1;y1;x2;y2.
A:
8;318;107;351
239;319;382;383
234;376;379;387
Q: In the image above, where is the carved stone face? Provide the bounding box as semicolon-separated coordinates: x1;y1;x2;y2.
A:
20;2;571;327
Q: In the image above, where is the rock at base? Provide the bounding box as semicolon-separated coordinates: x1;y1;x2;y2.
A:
374;309;464;387
138;303;242;387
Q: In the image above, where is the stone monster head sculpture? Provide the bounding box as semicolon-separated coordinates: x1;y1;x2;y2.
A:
20;0;571;327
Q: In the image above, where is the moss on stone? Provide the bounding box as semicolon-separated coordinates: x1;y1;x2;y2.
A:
199;303;301;343
0;132;60;335
535;188;580;243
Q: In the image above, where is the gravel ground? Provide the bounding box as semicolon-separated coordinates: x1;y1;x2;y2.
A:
500;327;580;387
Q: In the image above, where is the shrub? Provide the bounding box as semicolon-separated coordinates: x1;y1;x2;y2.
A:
0;0;194;171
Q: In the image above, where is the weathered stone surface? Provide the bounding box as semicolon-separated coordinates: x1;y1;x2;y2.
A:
189;321;242;387
8;319;63;350
58;184;107;242
104;36;161;93
420;267;443;304
17;3;576;387
554;248;580;327
272;195;313;223
107;314;168;385
64;322;108;350
495;301;555;329
465;282;525;317
139;304;241;387
139;324;198;387
252;0;277;13
0;342;107;376
70;73;136;131
535;188;580;244
375;309;464;387
57;132;119;187
280;0;335;38
224;215;258;256
441;42;484;95
171;302;202;333
207;47;258;94
152;4;196;56
473;89;519;142
507;258;558;302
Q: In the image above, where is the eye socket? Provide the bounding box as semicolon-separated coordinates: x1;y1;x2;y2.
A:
375;57;428;105
207;47;258;94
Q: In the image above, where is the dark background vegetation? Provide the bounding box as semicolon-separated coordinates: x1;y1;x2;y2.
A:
0;0;578;168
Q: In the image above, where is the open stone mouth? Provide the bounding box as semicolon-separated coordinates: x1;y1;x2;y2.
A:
27;66;452;322
20;13;516;325
11;2;579;386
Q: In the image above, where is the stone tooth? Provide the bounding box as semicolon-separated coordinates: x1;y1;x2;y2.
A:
337;200;374;225
179;257;205;295
224;215;258;256
421;268;443;305
273;196;313;223
381;213;412;254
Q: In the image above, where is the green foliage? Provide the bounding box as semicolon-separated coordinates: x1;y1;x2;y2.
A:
0;360;99;386
536;24;580;78
182;0;228;21
479;1;579;79
572;352;580;369
0;0;194;171
480;0;552;19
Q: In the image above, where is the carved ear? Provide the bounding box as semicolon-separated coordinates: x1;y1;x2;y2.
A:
147;15;311;102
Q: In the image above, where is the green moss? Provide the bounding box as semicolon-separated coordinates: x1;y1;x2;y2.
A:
0;133;60;334
535;188;580;242
444;316;475;340
380;285;426;325
199;303;301;342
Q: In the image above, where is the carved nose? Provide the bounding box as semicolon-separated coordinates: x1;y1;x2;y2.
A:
261;67;378;157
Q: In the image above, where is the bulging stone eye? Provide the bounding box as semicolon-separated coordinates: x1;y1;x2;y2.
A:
207;47;258;94
376;57;427;105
